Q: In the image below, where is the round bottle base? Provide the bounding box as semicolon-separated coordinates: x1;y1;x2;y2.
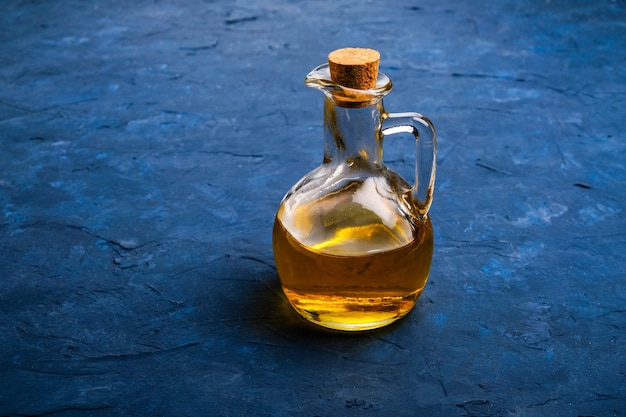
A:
283;288;421;331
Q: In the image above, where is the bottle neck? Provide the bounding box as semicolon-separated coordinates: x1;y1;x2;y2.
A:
323;97;384;168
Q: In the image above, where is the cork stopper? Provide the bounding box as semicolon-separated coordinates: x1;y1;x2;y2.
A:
328;48;380;90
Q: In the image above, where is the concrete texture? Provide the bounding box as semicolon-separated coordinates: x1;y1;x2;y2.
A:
1;0;625;416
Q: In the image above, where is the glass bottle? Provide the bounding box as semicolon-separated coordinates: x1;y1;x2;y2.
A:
272;49;436;331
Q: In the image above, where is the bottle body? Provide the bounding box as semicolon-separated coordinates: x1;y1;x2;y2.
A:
273;163;433;331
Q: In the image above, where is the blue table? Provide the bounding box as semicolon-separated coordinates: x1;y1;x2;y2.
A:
1;1;624;415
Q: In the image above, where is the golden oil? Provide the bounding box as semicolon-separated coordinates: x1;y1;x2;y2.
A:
272;211;433;331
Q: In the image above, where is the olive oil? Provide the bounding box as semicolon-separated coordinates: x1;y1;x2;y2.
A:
272;214;433;331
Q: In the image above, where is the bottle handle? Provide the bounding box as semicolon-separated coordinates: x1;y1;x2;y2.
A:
382;111;437;218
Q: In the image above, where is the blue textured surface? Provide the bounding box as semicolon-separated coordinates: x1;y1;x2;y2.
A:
1;1;625;416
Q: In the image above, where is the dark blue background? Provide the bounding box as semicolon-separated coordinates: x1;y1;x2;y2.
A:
1;1;624;415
